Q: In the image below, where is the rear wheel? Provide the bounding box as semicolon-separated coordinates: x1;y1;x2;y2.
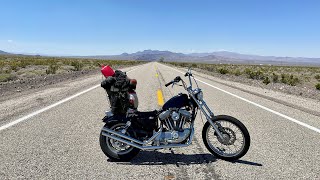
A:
100;123;140;161
202;115;250;161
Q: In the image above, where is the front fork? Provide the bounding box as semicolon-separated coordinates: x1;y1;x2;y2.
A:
191;95;225;139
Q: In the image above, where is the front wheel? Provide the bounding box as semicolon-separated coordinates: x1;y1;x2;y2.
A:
202;115;250;161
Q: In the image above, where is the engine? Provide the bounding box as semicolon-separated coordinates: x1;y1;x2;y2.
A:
154;109;192;145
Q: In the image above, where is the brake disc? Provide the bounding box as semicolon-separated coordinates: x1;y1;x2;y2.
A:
216;127;236;145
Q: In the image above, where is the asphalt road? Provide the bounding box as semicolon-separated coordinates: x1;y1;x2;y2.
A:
0;62;319;179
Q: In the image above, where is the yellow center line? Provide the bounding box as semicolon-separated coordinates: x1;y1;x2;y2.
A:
155;65;164;106
157;89;164;106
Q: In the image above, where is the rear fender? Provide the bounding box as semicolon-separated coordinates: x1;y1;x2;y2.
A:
102;114;128;125
102;114;138;138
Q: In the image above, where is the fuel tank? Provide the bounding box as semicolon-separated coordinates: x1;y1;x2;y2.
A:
162;93;189;110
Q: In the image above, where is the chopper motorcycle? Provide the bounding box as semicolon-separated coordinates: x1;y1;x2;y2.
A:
99;68;250;161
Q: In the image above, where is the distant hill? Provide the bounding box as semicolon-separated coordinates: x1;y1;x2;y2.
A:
82;50;188;61
80;50;320;66
0;50;10;55
2;49;320;66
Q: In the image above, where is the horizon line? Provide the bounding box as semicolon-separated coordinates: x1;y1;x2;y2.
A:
1;49;320;59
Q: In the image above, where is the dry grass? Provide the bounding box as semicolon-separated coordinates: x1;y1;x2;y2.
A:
0;55;144;82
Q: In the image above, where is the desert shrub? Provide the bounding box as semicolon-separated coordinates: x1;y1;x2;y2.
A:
19;60;29;68
0;55;145;77
34;58;50;66
245;68;264;79
287;75;299;86
88;65;96;70
272;73;279;83
10;62;19;71
0;74;17;82
281;74;287;84
315;74;320;81
263;77;271;85
234;69;242;76
281;74;299;86
255;70;264;79
245;68;253;77
46;64;59;74
71;61;84;71
316;83;320;90
304;76;311;82
4;68;11;74
0;61;5;69
218;67;229;74
27;70;45;76
94;61;102;67
206;66;215;72
179;62;188;67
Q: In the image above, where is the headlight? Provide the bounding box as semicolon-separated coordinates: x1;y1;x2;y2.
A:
193;88;203;100
196;91;203;100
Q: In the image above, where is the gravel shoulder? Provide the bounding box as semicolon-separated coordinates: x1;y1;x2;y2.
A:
0;69;100;100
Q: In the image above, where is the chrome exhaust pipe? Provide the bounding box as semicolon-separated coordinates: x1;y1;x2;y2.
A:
143;127;163;144
101;127;195;150
102;132;143;149
102;132;191;150
101;127;144;145
101;126;163;145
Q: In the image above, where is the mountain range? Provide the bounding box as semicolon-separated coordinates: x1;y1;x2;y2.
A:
1;49;320;65
83;50;320;66
0;50;10;55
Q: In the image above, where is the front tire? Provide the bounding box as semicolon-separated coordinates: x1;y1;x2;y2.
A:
202;115;250;161
100;123;140;162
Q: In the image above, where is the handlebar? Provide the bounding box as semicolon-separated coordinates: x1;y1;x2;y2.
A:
165;81;174;87
165;68;195;89
165;76;182;87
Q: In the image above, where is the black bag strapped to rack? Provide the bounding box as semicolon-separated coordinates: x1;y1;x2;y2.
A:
101;70;131;114
112;70;130;91
101;70;130;92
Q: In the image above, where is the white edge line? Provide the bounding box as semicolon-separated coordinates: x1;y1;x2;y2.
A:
0;67;139;132
160;63;320;134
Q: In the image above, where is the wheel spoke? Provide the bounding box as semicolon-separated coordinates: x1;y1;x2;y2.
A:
106;124;134;154
206;119;246;157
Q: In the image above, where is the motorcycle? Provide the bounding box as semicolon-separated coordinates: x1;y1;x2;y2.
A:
99;68;250;161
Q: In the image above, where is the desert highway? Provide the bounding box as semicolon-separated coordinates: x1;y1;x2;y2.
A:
0;62;319;179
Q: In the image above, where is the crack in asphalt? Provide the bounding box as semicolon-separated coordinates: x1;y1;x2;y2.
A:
193;136;221;180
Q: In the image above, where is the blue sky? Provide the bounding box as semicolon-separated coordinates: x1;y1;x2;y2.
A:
0;0;319;57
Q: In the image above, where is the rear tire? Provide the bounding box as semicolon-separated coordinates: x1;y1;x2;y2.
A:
202;115;250;161
100;123;140;162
